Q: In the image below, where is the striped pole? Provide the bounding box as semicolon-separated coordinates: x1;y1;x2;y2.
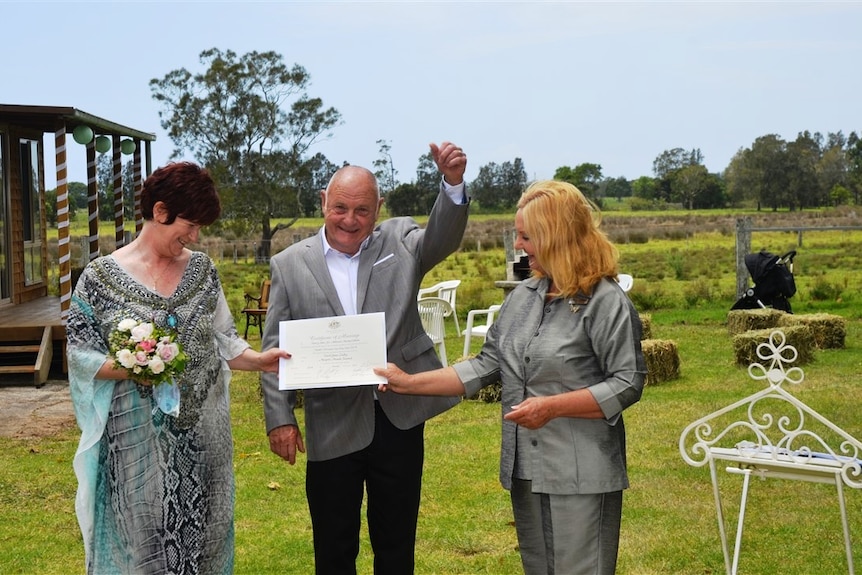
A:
86;140;99;261
55;127;72;319
133;140;143;235
113;135;124;247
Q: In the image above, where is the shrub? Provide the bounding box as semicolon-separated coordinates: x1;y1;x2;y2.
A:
683;278;714;308
667;252;687;281
628;285;670;311
808;276;843;301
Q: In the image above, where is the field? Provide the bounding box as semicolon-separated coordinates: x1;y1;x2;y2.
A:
6;208;862;573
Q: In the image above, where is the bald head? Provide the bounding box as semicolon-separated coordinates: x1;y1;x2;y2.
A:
321;165;384;255
325;166;380;201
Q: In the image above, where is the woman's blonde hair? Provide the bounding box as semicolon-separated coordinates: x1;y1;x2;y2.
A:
517;180;618;298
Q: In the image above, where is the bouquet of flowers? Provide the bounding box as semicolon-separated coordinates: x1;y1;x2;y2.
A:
109;318;187;416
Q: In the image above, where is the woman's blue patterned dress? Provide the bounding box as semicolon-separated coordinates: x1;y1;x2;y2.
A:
67;252;249;574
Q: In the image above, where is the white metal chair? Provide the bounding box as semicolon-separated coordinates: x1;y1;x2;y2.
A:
417;297;452;366
417;279;461;333
461;304;502;358
617;273;634;292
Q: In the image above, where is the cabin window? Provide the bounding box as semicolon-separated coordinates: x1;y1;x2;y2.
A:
20;138;43;285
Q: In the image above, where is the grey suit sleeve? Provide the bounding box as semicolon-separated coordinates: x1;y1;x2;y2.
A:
418;183;470;276
260;253;298;434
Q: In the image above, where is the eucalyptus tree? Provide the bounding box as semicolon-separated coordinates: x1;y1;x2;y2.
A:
847;131;862;204
651;148;705;203
724;148;758;207
385;183;423;217
818;136;850;206
601;176;632;202
149;48;341;258
554;163;602;202
96;153;135;221
468;158;527;212
786;131;822;209
670;164;709;210
414;151;443;214
498;158;528;209
296;152;339;217
652;148;704;180
373;139;398;195
748;134;790;211
631;175;660;201
469;162;498;211
385;151;439;216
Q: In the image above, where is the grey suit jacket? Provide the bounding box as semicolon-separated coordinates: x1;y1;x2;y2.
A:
261;185;468;461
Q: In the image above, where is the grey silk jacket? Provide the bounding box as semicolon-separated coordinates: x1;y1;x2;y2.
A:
452;276;646;495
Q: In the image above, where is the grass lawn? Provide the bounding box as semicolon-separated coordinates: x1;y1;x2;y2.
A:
9;214;862;573
5;317;860;574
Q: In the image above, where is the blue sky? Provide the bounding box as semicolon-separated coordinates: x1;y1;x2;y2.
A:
4;1;861;188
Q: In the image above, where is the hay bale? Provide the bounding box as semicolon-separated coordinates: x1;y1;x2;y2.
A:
731;326;815;367
639;313;653;340
727;308;787;335
475;381;502;403
642;339;680;386
777;313;846;349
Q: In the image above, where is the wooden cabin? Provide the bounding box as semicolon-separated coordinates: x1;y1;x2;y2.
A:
0;105;156;385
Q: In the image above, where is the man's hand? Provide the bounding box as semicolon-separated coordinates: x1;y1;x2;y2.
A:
268;424;305;465
430;141;467;186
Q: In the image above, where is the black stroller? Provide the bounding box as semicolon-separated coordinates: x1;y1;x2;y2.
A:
731;250;797;313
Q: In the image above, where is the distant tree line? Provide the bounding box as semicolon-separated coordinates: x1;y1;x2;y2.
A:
47;48;862;244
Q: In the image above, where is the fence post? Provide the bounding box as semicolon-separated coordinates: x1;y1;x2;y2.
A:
735;217;752;299
503;228;516;281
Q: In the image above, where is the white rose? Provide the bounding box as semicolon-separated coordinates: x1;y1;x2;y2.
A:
130;322;155;342
117;318;138;332
148;356;166;375
116;349;137;369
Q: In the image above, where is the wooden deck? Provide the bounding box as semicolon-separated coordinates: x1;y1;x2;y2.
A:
0;297;65;333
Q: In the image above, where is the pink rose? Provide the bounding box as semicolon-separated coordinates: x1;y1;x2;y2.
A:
158;342;180;363
134;350;149;366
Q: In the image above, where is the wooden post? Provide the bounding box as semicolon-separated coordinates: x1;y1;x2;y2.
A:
504;228;516;281
86;141;99;261
735;217;752;299
133;141;143;235
112;135;124;248
55;127;71;319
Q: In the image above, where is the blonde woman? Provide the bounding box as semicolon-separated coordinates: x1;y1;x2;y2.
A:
375;180;646;575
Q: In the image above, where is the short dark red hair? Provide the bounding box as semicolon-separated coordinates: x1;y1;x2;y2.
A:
141;162;221;225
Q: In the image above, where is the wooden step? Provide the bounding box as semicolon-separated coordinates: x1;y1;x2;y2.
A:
0;326;52;385
0;365;36;374
0;345;41;354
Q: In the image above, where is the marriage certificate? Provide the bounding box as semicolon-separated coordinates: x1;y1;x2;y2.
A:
278;312;388;390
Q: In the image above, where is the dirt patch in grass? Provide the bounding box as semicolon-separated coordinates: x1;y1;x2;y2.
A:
0;379;77;439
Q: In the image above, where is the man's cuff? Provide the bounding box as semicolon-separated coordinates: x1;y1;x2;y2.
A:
441;178;467;205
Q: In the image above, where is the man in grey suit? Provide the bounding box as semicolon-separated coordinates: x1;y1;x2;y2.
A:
261;141;469;574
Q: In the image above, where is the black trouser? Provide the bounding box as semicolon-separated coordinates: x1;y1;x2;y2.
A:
306;402;425;575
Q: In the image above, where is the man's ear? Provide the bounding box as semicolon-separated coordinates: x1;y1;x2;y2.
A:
319;190;327;211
